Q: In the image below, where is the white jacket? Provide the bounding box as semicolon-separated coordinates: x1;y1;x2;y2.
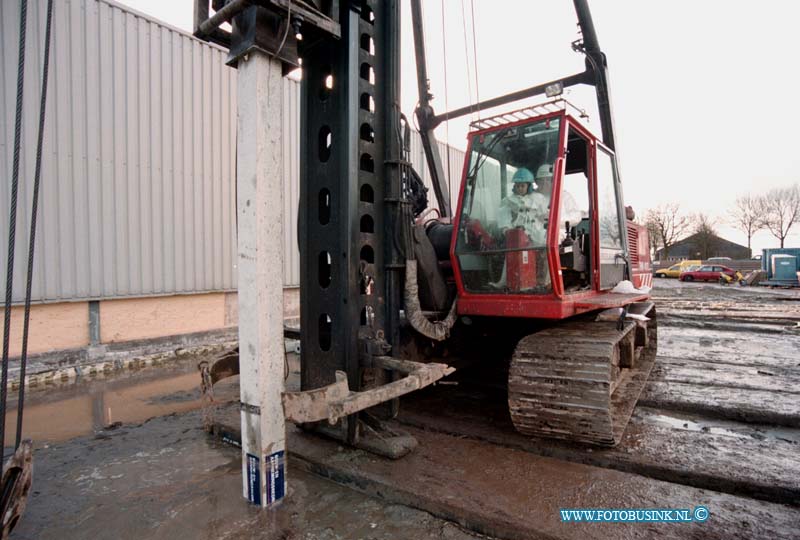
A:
497;192;548;246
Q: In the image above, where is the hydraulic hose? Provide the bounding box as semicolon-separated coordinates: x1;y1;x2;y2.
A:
403;259;457;341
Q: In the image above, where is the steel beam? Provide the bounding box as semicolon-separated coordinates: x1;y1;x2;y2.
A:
430;72;591;127
299;3;366;444
573;0;616;150
299;0;402;442
382;0;403;365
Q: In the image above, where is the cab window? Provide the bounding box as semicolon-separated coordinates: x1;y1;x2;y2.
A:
455;117;561;294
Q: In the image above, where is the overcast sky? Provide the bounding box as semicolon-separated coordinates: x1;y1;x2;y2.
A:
118;0;800;253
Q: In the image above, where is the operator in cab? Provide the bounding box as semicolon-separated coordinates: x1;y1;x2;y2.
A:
489;166;551;290
534;163;585;238
497;167;548;246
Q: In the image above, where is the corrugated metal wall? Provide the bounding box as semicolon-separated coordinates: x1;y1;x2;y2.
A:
282;78;301;288
0;0;463;303
409;133;466;215
1;0;241;302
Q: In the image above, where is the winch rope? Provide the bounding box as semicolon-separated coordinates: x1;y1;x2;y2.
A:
459;0;474;119
469;0;480;118
16;0;54;449
439;0;453;204
1;0;28;467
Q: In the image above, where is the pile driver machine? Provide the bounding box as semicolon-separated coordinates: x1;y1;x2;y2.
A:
194;0;657;465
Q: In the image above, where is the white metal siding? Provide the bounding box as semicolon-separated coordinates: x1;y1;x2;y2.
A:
1;0;241;302
1;0;462;302
282;76;301;288
409;132;466;215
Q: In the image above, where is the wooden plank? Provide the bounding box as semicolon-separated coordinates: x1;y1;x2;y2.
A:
653;298;800;319
662;310;799;328
657;353;800;371
650;360;800;395
662;320;793;335
657;327;800;370
641;381;800;427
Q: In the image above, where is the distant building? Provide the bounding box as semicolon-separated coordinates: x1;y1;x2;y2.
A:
655;233;751;261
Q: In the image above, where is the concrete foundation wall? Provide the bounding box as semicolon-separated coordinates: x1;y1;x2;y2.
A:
220;288;300;327
100;293;233;344
3;288;300;358
2;302;90;357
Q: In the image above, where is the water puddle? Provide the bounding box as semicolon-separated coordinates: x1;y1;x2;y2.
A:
637;409;800;445
3;360;239;446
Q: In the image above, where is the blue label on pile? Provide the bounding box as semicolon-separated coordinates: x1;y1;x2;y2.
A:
266;450;286;505
246;453;261;505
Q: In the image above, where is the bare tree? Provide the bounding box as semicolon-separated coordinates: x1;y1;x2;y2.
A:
644;219;661;258
759;184;800;248
730;194;762;254
644;203;692;260
692;213;719;260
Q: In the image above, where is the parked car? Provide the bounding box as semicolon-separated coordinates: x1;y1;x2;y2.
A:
706;257;732;263
654;260;702;278
679;265;737;282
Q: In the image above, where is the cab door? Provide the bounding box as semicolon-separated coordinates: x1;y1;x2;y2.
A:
594;143;629;289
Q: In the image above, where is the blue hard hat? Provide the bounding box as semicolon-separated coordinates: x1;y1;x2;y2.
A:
512;167;534;183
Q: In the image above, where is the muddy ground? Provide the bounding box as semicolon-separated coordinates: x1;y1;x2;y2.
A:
5;362;484;540
6;278;800;539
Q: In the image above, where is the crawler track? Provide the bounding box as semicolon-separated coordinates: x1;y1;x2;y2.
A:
509;305;657;446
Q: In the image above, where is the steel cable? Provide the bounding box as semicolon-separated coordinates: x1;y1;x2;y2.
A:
1;0;28;467
469;0;480;118
16;0;54;450
439;0;453;210
459;0;473;118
